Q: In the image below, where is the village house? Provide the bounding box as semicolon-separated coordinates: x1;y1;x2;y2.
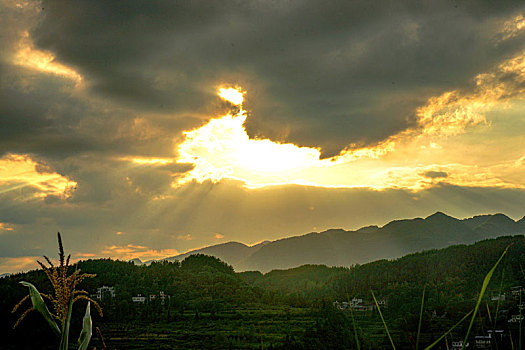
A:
451;340;468;350
512;286;524;297
96;286;116;300
474;335;491;349
490;293;506;301
132;294;146;304
508;314;524;323
333;297;380;312
474;330;504;349
149;291;170;305
333;301;349;310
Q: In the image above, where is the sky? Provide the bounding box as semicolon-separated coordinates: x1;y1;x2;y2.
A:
1;0;525;273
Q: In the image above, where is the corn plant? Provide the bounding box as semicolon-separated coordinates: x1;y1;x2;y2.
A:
11;232;102;350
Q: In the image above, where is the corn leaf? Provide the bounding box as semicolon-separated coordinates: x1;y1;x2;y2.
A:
77;302;92;350
19;281;60;336
59;296;74;350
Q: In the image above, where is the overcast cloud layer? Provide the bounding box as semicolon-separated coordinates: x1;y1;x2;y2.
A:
1;0;525;272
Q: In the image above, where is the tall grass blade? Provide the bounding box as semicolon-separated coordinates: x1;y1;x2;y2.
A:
345;289;361;350
519;290;522;350
416;286;426;350
462;246;508;350
59;296;74;350
424;310;473;350
349;301;361;350
493;257;506;330
19;281;61;336
77;302;92;350
371;290;396;350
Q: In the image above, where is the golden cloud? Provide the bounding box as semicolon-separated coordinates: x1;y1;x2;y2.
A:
0;256;39;274
498;13;525;41
13;31;83;85
171;52;525;191
0;154;76;199
101;244;179;261
177;234;192;241
0;222;15;231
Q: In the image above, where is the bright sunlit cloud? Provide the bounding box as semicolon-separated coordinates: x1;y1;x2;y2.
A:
0;154;77;198
499;13;525;41
13;31;83;85
122;157;175;165
101;244;179;261
174;69;525;191
0;222;15;231
218;87;244;106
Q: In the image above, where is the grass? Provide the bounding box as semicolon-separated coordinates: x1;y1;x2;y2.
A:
345;289;361;350
369;245;511;350
424;310;473;350
371;290;396;350
416;286;426;350
461;246;508;350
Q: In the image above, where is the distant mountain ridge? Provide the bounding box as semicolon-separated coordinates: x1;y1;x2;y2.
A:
154;241;270;267
151;212;525;272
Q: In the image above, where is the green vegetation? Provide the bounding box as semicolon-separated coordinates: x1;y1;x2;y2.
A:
1;235;524;349
10;233;101;350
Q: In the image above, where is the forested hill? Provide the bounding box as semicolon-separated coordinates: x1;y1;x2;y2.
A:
1;235;524;349
158;212;525;272
0;254;261;349
241;235;525;304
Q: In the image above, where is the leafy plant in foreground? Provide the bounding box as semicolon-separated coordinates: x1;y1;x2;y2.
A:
11;233;102;350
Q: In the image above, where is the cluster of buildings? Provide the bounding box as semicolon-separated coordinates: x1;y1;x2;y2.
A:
333;297;386;312
132;291;170;305
92;285;171;305
95;286;116;300
451;330;505;350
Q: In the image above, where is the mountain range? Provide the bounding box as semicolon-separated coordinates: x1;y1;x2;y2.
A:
141;212;525;272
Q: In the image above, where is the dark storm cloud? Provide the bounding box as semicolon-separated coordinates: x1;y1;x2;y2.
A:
0;2;201;160
0;66;189;160
30;0;525;156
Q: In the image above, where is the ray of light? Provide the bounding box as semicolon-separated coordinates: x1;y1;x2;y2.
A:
0;154;76;198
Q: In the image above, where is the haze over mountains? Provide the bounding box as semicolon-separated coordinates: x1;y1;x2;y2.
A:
138;212;525;272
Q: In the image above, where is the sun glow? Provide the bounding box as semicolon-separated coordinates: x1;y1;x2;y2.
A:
123;157;174;165
176;87;332;187
172;78;525;190
218;87;245;106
